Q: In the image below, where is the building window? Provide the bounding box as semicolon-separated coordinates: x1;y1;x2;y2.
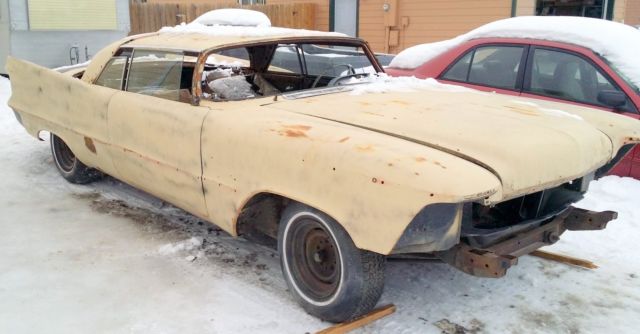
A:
536;0;614;20
27;0;117;30
239;0;266;5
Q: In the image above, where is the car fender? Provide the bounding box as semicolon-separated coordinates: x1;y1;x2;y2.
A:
199;99;502;254
6;57;119;176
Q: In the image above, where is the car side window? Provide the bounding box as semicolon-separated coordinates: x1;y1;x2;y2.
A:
442;46;524;90
269;44;303;74
442;52;472;82
126;50;191;102
468;46;523;90
94;56;128;90
526;48;634;111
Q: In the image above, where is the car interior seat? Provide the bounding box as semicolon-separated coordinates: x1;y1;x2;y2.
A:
483;59;517;89
553;61;585;101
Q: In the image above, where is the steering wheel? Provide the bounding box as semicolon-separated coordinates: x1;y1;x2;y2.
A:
311;64;356;89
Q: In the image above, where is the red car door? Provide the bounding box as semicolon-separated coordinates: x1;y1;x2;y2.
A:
519;45;640;178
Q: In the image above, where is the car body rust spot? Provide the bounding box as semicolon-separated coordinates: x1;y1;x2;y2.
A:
278;124;312;138
415;157;427;162
356;144;375;152
84;137;96;154
364;111;385;117
282;129;307;138
390;100;409;106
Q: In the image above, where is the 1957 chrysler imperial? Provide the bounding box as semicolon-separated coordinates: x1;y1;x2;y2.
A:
6;16;640;322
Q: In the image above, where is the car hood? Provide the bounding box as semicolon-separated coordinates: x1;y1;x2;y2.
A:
264;89;629;201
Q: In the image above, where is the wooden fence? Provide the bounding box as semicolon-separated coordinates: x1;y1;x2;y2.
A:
129;1;316;35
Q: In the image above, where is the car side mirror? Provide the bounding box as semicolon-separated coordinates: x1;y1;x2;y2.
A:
597;90;627;109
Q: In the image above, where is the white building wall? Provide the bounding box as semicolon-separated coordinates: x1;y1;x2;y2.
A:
1;0;12;75
2;0;130;74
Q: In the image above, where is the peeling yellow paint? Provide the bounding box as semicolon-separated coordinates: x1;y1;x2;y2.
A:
7;55;640;255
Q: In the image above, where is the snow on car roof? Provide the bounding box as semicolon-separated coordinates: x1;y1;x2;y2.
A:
127;25;347;52
389;16;640;89
127;9;346;52
194;8;271;27
142;9;343;50
159;22;346;39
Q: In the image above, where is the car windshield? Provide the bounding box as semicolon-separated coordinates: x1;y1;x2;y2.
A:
200;41;380;101
599;55;640;95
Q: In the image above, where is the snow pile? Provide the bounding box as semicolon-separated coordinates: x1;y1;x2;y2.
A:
194;8;271;27
1;77;9;107
160;21;345;39
158;237;203;255
390;38;464;70
349;74;473;95
389;16;640;89
575;175;640;225
511;100;583;121
53;60;91;73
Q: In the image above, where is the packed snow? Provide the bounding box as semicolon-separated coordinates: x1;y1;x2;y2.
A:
160;22;345;39
194;8;271;27
53;60;91;73
389;16;640;90
160;12;345;39
2;75;640;333
348;74;474;95
158;237;204;255
511;100;584;121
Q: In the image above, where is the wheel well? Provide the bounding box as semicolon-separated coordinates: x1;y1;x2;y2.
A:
236;192;290;247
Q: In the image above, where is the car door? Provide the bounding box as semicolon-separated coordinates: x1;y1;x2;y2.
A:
438;44;529;97
521;46;639;116
520;46;640;177
105;49;210;219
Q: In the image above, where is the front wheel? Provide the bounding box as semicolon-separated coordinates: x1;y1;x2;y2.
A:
278;203;385;322
50;134;102;184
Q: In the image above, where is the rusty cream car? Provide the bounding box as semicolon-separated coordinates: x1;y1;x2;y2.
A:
6;22;640;322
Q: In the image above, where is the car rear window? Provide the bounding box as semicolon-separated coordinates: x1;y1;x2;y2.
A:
442;45;524;90
126;50;190;102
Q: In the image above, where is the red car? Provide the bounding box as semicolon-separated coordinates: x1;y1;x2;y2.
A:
386;17;640;179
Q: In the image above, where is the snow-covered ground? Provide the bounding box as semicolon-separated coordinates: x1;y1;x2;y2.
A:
1;76;639;333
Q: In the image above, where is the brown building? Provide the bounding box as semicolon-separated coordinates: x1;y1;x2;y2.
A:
143;0;640;53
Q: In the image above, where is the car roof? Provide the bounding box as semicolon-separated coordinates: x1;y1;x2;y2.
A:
463;37;591;52
82;28;367;84
124;28;357;53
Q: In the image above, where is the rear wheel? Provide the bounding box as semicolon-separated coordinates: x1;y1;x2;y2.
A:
50;134;102;184
278;203;385;322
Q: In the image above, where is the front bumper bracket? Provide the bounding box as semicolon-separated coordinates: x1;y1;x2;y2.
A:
436;207;617;278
